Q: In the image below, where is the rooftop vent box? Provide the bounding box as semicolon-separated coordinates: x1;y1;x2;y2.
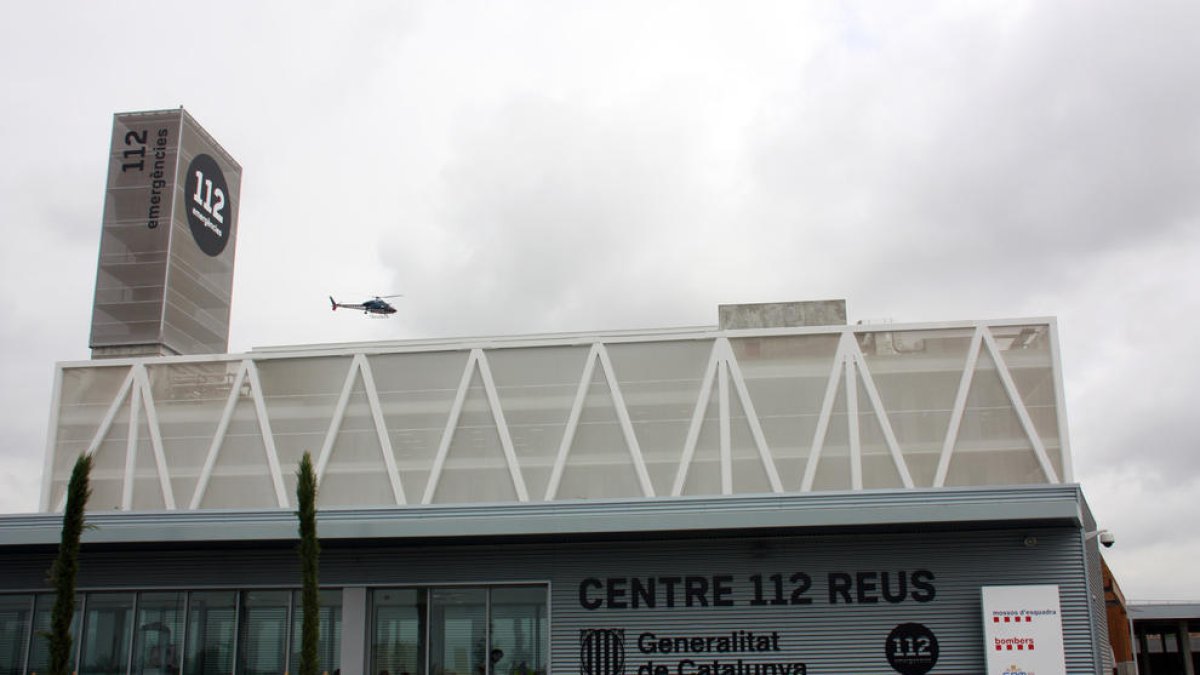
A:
719;300;847;330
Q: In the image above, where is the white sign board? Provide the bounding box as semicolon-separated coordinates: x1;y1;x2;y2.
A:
981;585;1067;675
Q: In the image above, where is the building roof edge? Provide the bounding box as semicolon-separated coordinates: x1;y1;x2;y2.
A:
0;485;1086;547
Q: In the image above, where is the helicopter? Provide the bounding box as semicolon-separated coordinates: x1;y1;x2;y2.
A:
329;294;402;316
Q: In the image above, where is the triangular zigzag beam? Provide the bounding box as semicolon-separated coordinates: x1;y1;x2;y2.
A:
55;322;1066;511
934;326;1060;486
423;349;530;504
316;354;406;504
672;338;784;497
60;364;177;511
189;360;288;510
544;343;656;500
801;333;915;492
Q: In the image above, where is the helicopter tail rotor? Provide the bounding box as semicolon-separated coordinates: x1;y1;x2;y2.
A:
330;296;337;311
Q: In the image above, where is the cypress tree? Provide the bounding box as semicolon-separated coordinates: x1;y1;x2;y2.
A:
296;451;320;675
48;454;91;675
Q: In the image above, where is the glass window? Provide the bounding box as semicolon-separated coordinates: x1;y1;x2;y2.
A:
132;592;185;675
489;588;546;675
185;592;237;675
371;587;548;675
1;589;352;675
1165;629;1180;653
429;589;486;675
289;590;342;675
238;591;289;675
373;589;427;675
0;595;33;675
80;592;135;675
27;593;81;675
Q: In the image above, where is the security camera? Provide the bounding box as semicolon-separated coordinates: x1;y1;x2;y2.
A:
1098;530;1115;548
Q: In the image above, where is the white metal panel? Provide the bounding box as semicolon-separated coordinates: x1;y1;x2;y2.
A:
845;356;862;490
359;354;407;505
935;327;984;488
134;364;176;510
316;356;360;481
672;342;721;497
1048;320;1074;482
722;339;783;493
475;349;530;502
595;344;655;497
545;345;602;501
982;328;1059;483
121;378;141;511
55;368;135;511
188;361;249;510
802;334;850;492
851;347;914;488
39;366;65;512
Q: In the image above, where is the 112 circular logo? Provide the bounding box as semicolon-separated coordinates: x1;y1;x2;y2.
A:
886;623;939;675
183;153;232;257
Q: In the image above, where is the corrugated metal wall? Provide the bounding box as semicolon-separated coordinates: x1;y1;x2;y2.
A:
1085;536;1110;673
1;525;1098;674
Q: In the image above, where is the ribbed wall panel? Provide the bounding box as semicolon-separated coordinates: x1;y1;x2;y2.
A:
1086;536;1109;672
1;527;1098;673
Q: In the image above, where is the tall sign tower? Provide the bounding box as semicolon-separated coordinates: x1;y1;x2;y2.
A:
89;108;242;358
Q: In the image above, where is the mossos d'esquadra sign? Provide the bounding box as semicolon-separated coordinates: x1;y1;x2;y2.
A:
981;585;1067;675
91;109;242;355
575;570;942;675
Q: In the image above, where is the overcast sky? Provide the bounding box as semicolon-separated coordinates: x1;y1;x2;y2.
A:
1;1;1198;600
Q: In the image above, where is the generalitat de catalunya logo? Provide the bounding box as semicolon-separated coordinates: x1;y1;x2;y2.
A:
581;629;625;675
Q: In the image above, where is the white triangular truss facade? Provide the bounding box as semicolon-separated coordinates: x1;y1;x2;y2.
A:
45;321;1070;511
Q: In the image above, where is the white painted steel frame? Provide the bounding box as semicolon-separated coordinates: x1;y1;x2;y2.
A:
1048;319;1074;481
545;344;655;500
423;349;530;504
60;318;1062;368
317;354;406;504
799;333;918;491
188;361;288;510
38;366;65;512
935;327;985;487
933;326;1060;486
672;339;784;497
982;328;1060;483
48;320;1067;511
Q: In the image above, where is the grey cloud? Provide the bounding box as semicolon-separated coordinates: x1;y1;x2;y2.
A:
748;1;1200;294
378;94;724;336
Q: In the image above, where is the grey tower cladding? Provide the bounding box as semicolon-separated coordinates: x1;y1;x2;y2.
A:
89;108;241;358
